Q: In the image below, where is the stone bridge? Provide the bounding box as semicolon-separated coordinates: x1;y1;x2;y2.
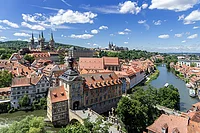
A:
155;104;183;116
69;108;124;133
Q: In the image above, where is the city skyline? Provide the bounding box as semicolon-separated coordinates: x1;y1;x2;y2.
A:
0;0;200;53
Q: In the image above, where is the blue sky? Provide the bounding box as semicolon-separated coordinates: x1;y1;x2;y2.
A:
0;0;200;53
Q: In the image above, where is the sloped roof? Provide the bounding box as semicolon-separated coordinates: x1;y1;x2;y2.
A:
79;58;104;70
50;85;68;103
103;57;119;66
147;114;188;133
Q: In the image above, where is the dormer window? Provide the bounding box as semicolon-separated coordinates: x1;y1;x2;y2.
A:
60;92;64;96
53;93;57;97
91;76;95;81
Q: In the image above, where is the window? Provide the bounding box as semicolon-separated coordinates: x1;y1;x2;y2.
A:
42;84;45;87
86;100;88;105
95;98;98;102
91;99;93;104
99;97;102;101
86;92;88;96
104;94;106;99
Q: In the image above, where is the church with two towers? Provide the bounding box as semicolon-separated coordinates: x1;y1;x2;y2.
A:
29;32;55;51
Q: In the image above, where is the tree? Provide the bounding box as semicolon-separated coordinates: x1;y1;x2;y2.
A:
19;94;30;107
59;122;89;133
0;116;46;133
0;70;12;88
117;85;180;133
24;54;35;64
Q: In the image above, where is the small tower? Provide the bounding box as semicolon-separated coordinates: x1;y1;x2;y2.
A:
29;33;34;50
49;32;55;51
40;31;45;51
59;57;84;110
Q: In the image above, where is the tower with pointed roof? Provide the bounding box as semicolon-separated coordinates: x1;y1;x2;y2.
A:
40;31;45;51
29;33;35;50
59;57;84;110
49;32;55;51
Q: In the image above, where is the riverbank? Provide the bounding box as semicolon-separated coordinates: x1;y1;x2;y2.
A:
145;69;160;85
150;65;199;112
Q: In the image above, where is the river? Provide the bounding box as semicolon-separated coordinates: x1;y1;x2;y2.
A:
0;65;199;129
151;65;199;112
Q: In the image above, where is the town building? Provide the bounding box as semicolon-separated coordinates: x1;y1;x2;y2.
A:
29;32;55;52
47;85;69;126
146;114;189;133
178;59;200;67
79;57;121;71
67;46;94;59
47;57;123;126
108;42;128;51
10;74;50;108
0;87;11;100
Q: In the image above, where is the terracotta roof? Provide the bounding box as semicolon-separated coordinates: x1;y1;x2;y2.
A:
81;72;121;90
31;53;50;58
50;85;68;103
9;53;22;61
0;87;11;93
187;120;200;133
11;74;44;87
103;57;119;66
79;58;104;70
147;114;188;133
11;62;34;77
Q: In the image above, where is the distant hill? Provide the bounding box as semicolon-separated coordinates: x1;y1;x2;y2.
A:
0;41;84;50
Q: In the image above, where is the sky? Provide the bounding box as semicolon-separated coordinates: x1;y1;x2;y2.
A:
0;0;200;53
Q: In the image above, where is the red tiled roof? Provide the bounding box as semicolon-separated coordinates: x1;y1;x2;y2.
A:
81;72;121;90
50;85;68;103
79;58;104;70
103;57;119;66
0;87;11;93
147;114;188;133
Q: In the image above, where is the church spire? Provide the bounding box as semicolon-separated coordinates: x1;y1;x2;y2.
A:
41;31;44;38
50;32;54;41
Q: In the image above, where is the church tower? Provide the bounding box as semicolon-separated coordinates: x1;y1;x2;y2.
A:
40;31;45;51
59;58;84;110
29;33;34;50
49;32;55;51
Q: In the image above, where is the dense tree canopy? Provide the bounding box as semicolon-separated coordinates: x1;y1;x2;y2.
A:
99;50;159;60
59;117;110;133
117;85;180;133
0;70;12;88
24;54;35;64
0;116;46;133
164;55;178;69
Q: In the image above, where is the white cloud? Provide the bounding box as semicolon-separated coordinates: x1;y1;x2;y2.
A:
193;26;199;29
154;20;162;25
124;28;131;32
118;31;128;35
69;34;94;39
124;42;128;44
138;20;146;24
13;32;31;37
185;32;190;35
21;22;45;30
142;3;148;9
0;36;7;41
119;1;141;14
178;14;185;21
0;25;9;30
17;38;22;41
187;34;198;39
99;25;108;30
22;14;39;23
91;29;99;34
49;9;97;25
0;20;19;28
184;10;200;24
175;33;183;38
182;40;186;43
158;34;169;39
110;34;114;36
149;0;199;12
93;43;98;46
